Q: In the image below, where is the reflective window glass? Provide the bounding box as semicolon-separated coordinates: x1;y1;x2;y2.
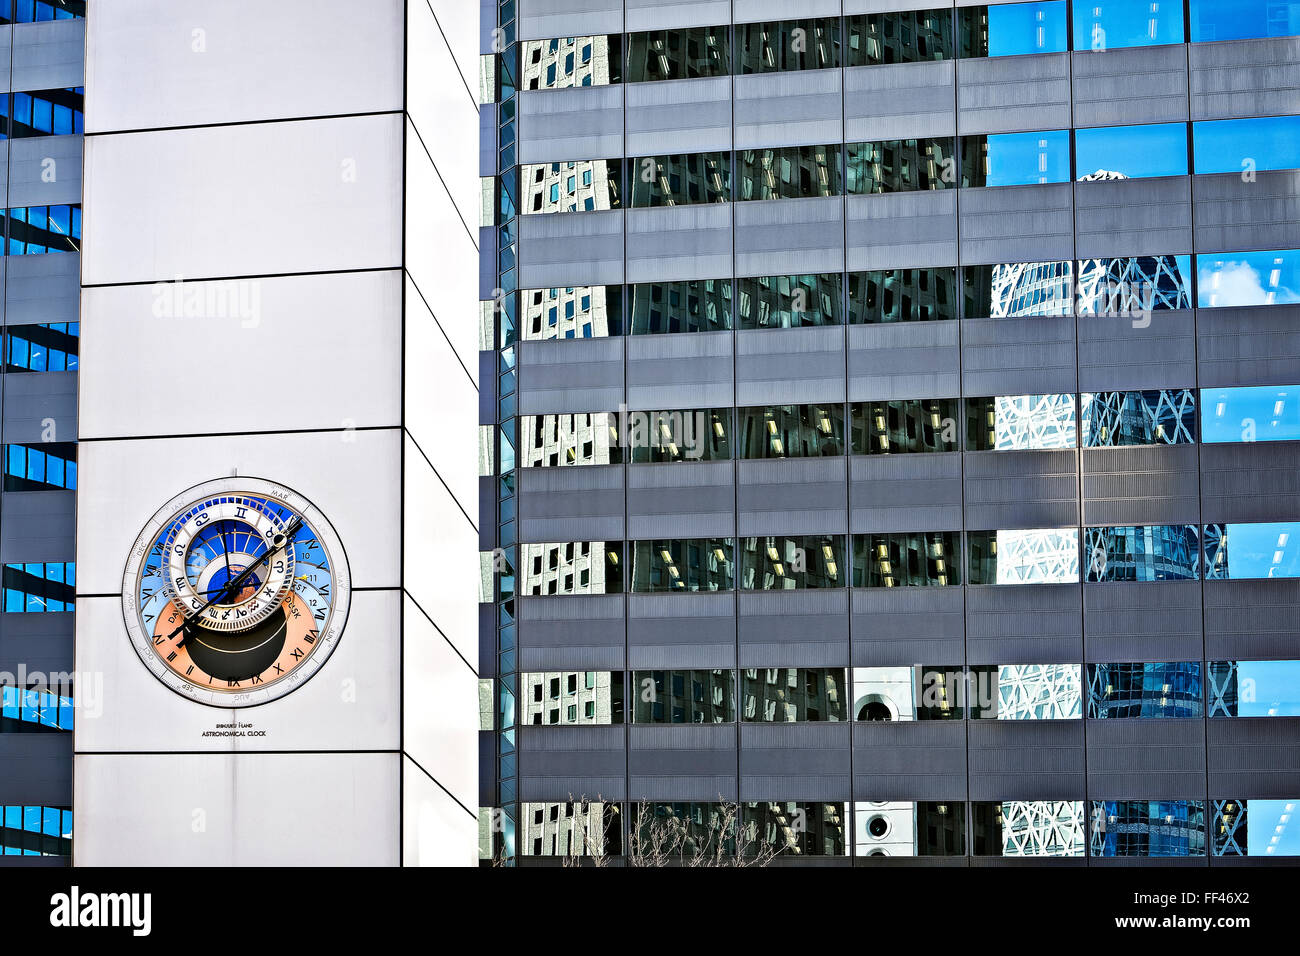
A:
852;532;961;587
630;539;734;592
1081;390;1197;446
1073;0;1185;51
966;394;1077;451
854;801;966;857
1075;123;1188;179
520;285;622;340
849;267;958;323
633;670;736;723
736;18;842;73
853;666;967;721
846;9;955;66
1076;254;1192;314
522;159;621;214
520;413;622;467
973;801;1086;857
521;802;622;858
736;145;842;200
5;322;77;373
1203;522;1300;580
737;273;843;329
1086;662;1204;718
1194;116;1300;175
737;404;844;458
1191;0;1300;42
851;399;962;455
964;260;1074;318
3;442;76;491
1212;799;1300;857
622;408;731;463
1202;385;1300;443
630;278;732;335
967;529;1080;584
626;26;730;81
520;672;624;725
2;88;84;139
520;35;621;89
740;535;844;590
1198;250;1300;307
0;1;84;24
961;130;1071;187
1090;801;1206;857
1209;660;1300;717
629;152;730;207
3;562;74;612
744;802;849;856
0;685;73;732
742;668;847;722
1084;526;1202;582
519;542;623;595
959;2;1069;57
632;803;736;860
846;138;955;193
967;664;1082;719
0;805;71;857
5;204;80;255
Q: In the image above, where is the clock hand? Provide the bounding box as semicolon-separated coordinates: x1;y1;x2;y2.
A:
219;519;233;578
171;517;302;642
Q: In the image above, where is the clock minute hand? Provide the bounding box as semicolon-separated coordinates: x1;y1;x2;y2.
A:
170;517;303;642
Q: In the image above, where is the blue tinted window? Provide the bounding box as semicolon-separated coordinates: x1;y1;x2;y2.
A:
3;442;76;491
2;562;74;612
1194;116;1300;175
1075;123;1188;179
1202;386;1300;443
962;2;1069;57
1191;0;1300;42
1074;0;1185;50
1198;250;1300;307
1210;660;1300;717
962;130;1071;186
5;322;78;372
1091;800;1206;857
1087;662;1204;718
1205;522;1300;580
4;204;81;255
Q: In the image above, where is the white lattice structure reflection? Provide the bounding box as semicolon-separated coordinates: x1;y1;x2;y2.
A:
994;529;1080;584
997;664;1082;719
993;394;1077;449
997;801;1086;857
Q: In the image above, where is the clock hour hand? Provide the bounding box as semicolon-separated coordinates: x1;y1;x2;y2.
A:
169;517;303;642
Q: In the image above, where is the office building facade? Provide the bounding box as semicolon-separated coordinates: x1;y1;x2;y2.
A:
481;0;1300;863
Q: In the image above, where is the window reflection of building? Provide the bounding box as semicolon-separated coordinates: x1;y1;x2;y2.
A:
630;278;732;335
1083;526;1201;582
736;145;840;200
630;152;730;207
521;285;621;341
967;664;1081;719
854;801;964;856
630;539;734;592
1081;390;1197;447
737;274;843;329
521;801;622;858
743;802;848;856
851;400;961;455
626;27;729;81
520;413;619;468
1090;800;1206;857
852;532;959;587
849;267;958;323
847;9;954;66
741;668;846;722
1207;661;1242;717
521;671;622;726
520;542;621;596
966;394;1076;450
973;800;1085;857
738;404;844;458
520;36;620;90
968;529;1080;585
739;535;843;590
736;19;841;73
522;159;620;214
632;670;734;723
1086;662;1204;718
846;138;954;193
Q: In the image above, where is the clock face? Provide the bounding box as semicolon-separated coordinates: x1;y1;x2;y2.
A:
122;477;350;708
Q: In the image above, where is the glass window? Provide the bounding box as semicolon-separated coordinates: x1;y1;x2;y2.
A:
632;670;736;723
1075;123;1188;179
855;801;966;857
623;408;731;463
846;9;955;66
961;130;1071;187
520;413;622;467
629;152;730;207
630;278;732;335
522;159;621;214
2;562;74;612
626;26;729;81
519;542;623;595
3;442;76;491
737;273;843;329
736;144;842;201
1081;390;1197;446
521;801;622;857
737;404;844;458
630;539;734;592
964;260;1074;318
1076;254;1192;314
1194;116;1300;176
1212;799;1300;857
1203;522;1300;580
520;36;621;89
1202;385;1300;443
968;529;1081;584
966;394;1077;451
736;18;842;74
852;532;961;587
851;399;962;455
632;803;736;861
1198;250;1300;308
520;672;624;725
848;267;958;324
1209;660;1300;717
0;1;84;24
1191;0;1300;42
520;285;622;340
1090;801;1206;857
743;802;849;856
741;668;847;722
1086;662;1204;718
740;535;845;590
846;138;956;193
1073;0;1185;51
973;801;1086;857
959;2;1069;58
967;665;1082;719
853;666;967;720
5;204;80;255
0;805;72;857
0;685;73;732
2;88;84;139
1084;526;1202;582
